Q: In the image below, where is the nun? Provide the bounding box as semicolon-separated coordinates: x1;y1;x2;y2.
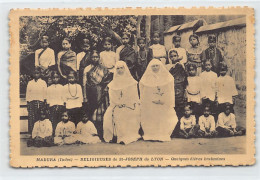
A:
139;59;178;141
103;61;141;145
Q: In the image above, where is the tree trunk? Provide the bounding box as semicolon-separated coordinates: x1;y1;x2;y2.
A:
136;16;143;38
145;15;151;46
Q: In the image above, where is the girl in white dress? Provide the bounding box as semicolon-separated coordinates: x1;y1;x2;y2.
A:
139;59;178;141
103;61;141;145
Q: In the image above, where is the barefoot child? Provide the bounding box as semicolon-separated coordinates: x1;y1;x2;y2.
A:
198;105;217;137
54;110;76;145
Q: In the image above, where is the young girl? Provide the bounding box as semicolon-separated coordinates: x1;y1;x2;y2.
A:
103;61;140;145
57;38;77;80
167;49;187;119
26;67;47;134
46;71;65;133
77;37;92;85
54;110;76;145
169;35;187;67
186;34;203;75
149;32;167;65
63;71;83;126
136;37;153;80
179;105;199;138
100;37;117;73
27;109;53;147
76;113;101;144
140;59;178;142
116;32;137;79
186;64;202;122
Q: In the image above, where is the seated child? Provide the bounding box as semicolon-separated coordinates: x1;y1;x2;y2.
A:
27;109;53;147
54;110;76;145
179;105;200;138
216;103;246;137
75;113;101;144
198;105;217;138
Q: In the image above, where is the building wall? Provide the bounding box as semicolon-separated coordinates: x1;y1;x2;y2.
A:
164;32;177;51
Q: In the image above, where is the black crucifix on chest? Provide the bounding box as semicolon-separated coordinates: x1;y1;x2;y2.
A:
154;86;164;96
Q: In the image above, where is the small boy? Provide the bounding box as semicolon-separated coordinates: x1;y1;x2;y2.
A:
216;64;238;113
26;67;47;133
169;35;187;67
202;35;224;76
216;103;246;137
198;105;217;138
179;105;200;138
27;109;53;147
35;36;55;71
54;110;76;145
75;113;101;144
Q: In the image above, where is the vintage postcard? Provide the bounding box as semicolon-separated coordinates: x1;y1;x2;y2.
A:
9;7;255;167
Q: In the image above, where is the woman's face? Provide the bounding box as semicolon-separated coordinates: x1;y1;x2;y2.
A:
189;37;198;46
116;65;125;76
151;64;160;73
68;73;76;84
169;51;179;64
104;41;112;51
91;53;100;63
122;35;130;45
62;40;71;50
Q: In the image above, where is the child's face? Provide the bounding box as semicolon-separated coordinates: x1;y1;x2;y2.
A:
62;40;71;50
188;66;196;76
116;65;125;76
47;77;52;86
204;61;212;72
61;112;69;123
34;70;41;80
173;39;181;48
104;41;112;51
153;33;160;44
91;53;100;63
151;64;160;73
169;51;179;64
224;106;231;116
122;35;130;45
204;107;210;117
189;37;199;47
82;115;89;123
209;41;216;48
40;111;46;120
220;70;227;76
138;40;146;50
68;73;76;84
184;106;192;117
41;40;49;48
82;39;90;52
52;73;60;84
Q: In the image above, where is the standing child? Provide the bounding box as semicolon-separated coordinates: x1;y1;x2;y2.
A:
216;103;246;137
27;109;53;147
149;32;167;65
63;71;83;126
75;113;101;144
216;64;238;113
169;35;187;67
57;38;77;80
200;60;218;119
136;37;153;80
198;105;217;137
186;34;203;75
186;64;202;121
100;37;117;73
35;36;55;72
202;35;224;76
46;71;65;133
179;105;200;138
54;110;76;145
26;67;47;134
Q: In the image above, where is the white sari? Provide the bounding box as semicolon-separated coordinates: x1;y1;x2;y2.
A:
103;61;141;144
139;59;178;141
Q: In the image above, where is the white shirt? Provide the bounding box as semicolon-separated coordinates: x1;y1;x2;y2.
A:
200;71;217;101
216;75;238;104
35;48;55;69
217;112;236;129
149;44;167;65
186;76;201;103
76;121;98;136
32;119;53;138
180;115;196;130
46;84;64;107
199;115;215;132
169;47;187;66
55;121;75;136
76;51;87;71
63;83;83;109
100;51;117;72
26;79;47;102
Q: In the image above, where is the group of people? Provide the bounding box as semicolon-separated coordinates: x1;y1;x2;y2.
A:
25;31;246;147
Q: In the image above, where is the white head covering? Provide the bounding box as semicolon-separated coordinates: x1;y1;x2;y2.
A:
140;59;174;87
108;61;137;90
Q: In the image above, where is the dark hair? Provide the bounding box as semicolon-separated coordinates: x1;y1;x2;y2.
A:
208;34;217;43
34;66;42;73
91;50;100;57
204;59;212;65
152;31;160;37
203;104;211;111
103;37;113;45
137;37;146;44
68;70;78;80
62;37;72;44
51;70;60;78
184;104;191;110
172;35;181;43
41;36;49;42
225;102;231;109
189;34;199;43
122;32;131;39
186;63;197;71
169;49;179;57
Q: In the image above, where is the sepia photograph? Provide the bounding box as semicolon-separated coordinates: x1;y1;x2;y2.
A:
9;7;255;167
